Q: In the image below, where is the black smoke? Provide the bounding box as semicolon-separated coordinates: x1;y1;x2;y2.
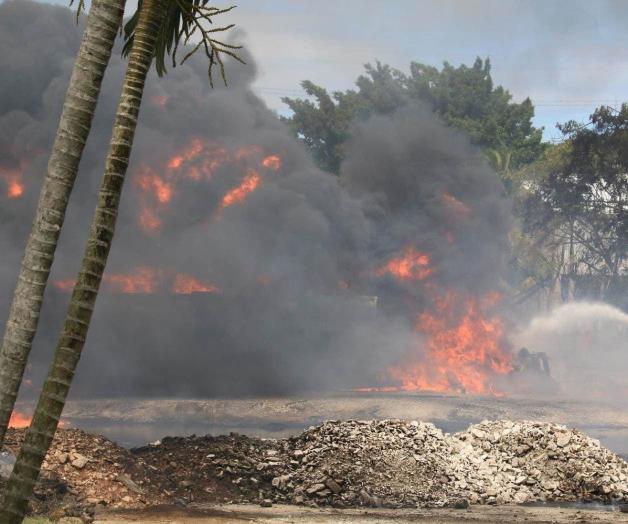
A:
0;1;511;398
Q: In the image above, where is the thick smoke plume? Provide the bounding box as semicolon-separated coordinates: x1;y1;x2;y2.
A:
0;1;512;398
342;109;511;294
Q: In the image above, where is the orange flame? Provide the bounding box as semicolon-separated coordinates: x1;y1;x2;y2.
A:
53;267;160;294
7;178;24;198
9;411;66;429
262;155;282;170
389;290;511;395
372;246;512;396
172;274;220;294
219;169;261;210
167;138;206;174
1;167;25;199
106;266;161;294
375;247;433;281
9;411;31;428
137;167;173;204
134;140;281;232
54;268;220;296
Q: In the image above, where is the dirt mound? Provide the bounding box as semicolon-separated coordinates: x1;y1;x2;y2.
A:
131;432;285;505
2;428;168;520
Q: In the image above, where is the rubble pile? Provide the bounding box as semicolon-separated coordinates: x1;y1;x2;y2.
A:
1;420;627;519
2;428;169;519
130;420;469;508
280;420;468;508
451;420;628;505
133;419;628;509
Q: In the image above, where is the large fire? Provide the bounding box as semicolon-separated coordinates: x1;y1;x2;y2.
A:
49;141;283;298
390;290;511;394
51;141;283;301
134;139;281;233
374;245;512;396
4;132;508;397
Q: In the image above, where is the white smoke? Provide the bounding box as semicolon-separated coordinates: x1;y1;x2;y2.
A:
513;302;628;402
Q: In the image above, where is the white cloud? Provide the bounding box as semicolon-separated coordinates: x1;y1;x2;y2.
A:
34;0;628;134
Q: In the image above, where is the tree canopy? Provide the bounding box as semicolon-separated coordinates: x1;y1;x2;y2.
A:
282;58;546;176
517;105;628;307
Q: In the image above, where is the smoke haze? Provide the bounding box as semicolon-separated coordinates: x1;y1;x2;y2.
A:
0;1;518;398
514;302;628;402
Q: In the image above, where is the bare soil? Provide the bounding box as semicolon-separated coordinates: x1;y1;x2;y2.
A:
95;503;628;523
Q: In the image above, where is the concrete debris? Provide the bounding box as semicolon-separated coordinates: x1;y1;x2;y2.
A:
2;420;627;521
70;453;89;469
453;420;628;504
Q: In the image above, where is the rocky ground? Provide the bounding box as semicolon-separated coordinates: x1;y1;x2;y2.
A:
2;420;628;521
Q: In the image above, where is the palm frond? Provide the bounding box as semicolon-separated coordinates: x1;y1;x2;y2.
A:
69;0;86;22
123;0;243;86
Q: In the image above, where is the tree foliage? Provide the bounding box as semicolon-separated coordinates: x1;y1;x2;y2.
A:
518;106;628;306
282;58;545;176
123;0;243;85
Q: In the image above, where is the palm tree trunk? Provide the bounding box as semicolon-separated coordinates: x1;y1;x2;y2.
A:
0;1;167;521
0;0;125;448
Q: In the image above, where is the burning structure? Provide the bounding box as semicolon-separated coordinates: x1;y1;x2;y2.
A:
0;1;546;402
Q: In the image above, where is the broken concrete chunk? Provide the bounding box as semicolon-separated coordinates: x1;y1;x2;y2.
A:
324;478;342;494
70;453;88;469
556;434;572;447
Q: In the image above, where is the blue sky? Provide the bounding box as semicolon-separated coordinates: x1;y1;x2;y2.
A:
38;0;628;141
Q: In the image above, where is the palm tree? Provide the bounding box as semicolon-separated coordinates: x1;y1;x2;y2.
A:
0;0;126;448
0;1;240;520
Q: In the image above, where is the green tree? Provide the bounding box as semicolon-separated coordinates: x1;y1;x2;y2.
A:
0;0;126;449
519;106;628;307
405;58;545;174
281;63;407;174
282;58;545;177
0;2;240;521
508;143;571;308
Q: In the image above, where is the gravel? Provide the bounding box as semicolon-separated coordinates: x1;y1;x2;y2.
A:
2;419;627;520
